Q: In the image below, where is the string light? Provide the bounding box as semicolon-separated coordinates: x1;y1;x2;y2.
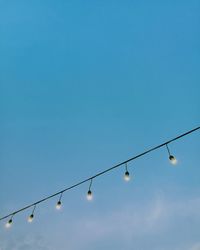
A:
5;215;14;228
87;179;93;201
0;126;199;227
124;163;130;181
166;144;177;165
28;205;36;223
56;193;63;210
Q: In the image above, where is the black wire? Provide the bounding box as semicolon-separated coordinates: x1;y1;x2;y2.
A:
125;163;128;172
166;144;171;156
32;205;36;214
0;126;199;222
58;192;63;202
88;178;93;191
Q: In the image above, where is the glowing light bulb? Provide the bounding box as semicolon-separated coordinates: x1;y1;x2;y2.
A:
169;155;177;165
124;171;130;181
56;200;62;210
5;219;13;228
28;214;34;223
87;190;93;201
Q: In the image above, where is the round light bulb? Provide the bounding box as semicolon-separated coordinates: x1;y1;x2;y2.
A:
28;214;34;223
124;171;130;181
56;200;62;210
169;155;177;165
87;190;93;201
5;219;13;228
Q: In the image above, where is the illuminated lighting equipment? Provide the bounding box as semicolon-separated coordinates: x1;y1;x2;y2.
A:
124;163;130;181
87;179;93;201
28;214;34;223
0;127;199;228
28;205;36;223
56;193;63;210
5;215;13;228
166;144;177;165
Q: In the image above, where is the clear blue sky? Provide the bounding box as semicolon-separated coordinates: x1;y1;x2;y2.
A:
0;0;200;249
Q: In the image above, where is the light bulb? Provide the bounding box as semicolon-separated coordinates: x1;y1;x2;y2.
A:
5;219;13;228
28;214;34;223
87;190;93;201
56;200;62;210
169;155;177;165
124;171;130;181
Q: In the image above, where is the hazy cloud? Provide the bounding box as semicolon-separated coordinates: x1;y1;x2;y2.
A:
51;195;200;250
1;195;200;250
0;235;52;250
189;243;200;250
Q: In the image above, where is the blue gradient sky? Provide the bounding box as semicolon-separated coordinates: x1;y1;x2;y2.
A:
0;0;200;249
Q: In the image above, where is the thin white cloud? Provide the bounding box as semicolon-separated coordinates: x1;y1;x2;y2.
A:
72;195;200;249
1;195;200;250
0;235;52;250
48;194;199;250
189;243;200;250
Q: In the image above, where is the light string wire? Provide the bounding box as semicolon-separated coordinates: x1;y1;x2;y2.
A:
166;144;171;156
88;178;93;191
58;192;63;202
125;163;128;172
0;126;199;222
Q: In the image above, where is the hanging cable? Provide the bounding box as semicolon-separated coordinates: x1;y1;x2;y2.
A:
0;126;199;223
